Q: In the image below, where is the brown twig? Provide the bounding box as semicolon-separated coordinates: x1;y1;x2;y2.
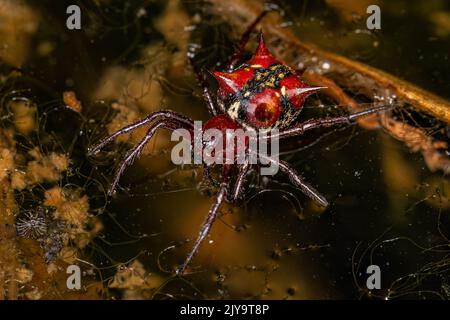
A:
380;116;450;174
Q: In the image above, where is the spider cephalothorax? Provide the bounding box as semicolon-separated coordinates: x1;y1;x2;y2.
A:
88;10;386;275
212;33;321;129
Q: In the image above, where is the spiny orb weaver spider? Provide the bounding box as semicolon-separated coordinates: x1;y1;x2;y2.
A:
88;10;386;275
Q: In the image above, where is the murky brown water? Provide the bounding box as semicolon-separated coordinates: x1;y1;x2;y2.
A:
2;0;450;299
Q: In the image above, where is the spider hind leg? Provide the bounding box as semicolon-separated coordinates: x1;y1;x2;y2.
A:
176;183;228;275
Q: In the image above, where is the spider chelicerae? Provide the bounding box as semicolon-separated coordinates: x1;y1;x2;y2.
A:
88;10;386;275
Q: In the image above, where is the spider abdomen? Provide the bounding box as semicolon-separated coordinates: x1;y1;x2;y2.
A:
212;33;322;130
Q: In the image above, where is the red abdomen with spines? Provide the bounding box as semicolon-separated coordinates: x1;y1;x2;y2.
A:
204;33;322;133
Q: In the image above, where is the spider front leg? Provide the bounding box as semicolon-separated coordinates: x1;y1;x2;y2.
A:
88;111;194;195
109;120;193;195
88;110;193;155
188;55;220;117
274;106;389;140
226;9;270;71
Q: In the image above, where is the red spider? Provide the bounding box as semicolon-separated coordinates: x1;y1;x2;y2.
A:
88;11;385;275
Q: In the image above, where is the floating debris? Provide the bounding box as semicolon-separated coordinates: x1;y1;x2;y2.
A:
15;206;66;262
15;208;47;239
63;91;82;113
40;219;66;263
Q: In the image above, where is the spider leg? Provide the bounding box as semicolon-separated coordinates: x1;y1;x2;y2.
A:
188;56;220;116
302;71;379;129
107;119;193;196
87;110;193;155
176;183;228;275
227;9;270;71
273;106;389;140
203;164;221;188
258;154;329;207
230;160;250;202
